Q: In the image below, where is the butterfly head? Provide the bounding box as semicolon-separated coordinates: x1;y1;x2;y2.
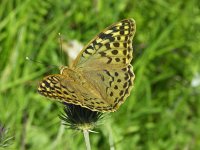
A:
60;66;68;75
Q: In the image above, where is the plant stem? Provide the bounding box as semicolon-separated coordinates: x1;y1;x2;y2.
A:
83;130;91;150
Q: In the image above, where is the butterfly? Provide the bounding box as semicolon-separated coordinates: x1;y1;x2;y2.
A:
38;19;136;112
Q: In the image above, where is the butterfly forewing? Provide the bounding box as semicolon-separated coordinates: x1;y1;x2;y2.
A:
72;19;136;68
38;19;136;112
38;73;115;112
38;75;79;103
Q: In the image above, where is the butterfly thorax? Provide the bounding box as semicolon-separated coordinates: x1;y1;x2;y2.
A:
60;66;82;82
60;67;101;98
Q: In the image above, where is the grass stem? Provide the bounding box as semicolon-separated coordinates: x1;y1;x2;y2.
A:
83;130;91;150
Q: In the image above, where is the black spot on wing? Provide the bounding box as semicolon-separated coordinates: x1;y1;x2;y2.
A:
113;42;120;47
115;58;120;62
111;50;118;55
99;33;115;42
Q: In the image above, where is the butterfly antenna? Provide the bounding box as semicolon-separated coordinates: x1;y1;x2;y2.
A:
26;56;58;68
58;33;67;66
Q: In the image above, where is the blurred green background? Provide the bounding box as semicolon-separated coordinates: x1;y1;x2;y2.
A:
0;0;200;149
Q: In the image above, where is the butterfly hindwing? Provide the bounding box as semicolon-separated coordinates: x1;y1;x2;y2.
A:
80;64;135;111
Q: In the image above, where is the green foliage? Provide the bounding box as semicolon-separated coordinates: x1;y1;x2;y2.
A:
0;0;200;149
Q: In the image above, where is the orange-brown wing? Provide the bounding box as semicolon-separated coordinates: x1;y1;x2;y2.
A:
38;74;116;112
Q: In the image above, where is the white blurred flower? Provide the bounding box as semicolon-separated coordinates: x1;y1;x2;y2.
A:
62;40;83;64
191;73;200;87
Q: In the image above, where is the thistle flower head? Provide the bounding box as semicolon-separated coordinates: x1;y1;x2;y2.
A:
59;103;103;131
0;123;14;148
